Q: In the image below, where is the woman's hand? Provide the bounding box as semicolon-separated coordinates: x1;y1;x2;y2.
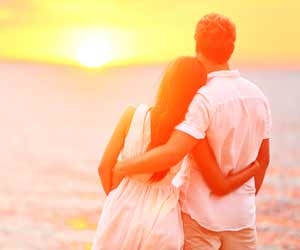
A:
227;160;261;177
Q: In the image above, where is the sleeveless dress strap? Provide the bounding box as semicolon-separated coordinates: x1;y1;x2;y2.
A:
117;104;150;157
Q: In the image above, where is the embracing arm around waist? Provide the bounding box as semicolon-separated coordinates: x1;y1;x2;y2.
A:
115;87;212;176
115;130;199;176
98;106;135;195
192;139;261;196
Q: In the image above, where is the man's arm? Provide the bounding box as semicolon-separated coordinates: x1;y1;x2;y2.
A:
115;91;210;177
115;130;199;176
192;139;260;196
254;139;270;194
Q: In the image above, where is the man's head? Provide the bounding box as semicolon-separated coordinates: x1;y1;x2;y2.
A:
195;13;236;65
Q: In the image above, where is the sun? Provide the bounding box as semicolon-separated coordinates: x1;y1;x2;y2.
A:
76;38;114;68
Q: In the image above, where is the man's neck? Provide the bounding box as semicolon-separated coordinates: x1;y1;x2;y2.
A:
197;55;230;73
205;63;230;74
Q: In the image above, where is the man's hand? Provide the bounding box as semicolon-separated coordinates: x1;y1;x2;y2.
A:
111;166;125;190
114;162;127;176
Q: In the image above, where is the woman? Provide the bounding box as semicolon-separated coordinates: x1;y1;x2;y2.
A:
92;57;260;250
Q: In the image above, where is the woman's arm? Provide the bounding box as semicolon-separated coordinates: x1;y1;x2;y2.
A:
98;105;135;195
192;138;260;196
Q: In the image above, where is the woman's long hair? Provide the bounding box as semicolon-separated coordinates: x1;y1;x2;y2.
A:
149;56;207;181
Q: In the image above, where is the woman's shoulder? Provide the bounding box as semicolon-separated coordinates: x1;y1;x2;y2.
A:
117;105;136;136
123;104;136;115
121;104;151;135
125;104;152;115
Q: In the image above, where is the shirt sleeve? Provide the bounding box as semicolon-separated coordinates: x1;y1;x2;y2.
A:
263;99;272;139
175;93;211;139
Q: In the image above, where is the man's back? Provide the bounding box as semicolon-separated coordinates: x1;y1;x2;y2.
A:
176;70;271;231
203;70;270;173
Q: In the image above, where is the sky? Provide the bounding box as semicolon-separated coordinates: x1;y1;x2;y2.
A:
0;0;299;68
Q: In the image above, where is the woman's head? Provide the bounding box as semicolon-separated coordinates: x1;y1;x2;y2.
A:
151;56;207;147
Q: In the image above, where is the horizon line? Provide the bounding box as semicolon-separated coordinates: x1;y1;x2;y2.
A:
0;58;299;71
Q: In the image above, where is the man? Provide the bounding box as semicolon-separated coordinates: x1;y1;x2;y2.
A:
115;13;271;249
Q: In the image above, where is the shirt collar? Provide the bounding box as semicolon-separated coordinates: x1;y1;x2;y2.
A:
207;70;240;80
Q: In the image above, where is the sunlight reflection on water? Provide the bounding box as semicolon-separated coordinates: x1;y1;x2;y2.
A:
0;63;299;249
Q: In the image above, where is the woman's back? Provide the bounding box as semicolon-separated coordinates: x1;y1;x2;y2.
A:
117;104;152;182
92;104;184;250
93;57;207;250
118;104;180;183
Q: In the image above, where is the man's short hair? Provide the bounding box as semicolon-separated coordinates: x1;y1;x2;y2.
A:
195;13;236;64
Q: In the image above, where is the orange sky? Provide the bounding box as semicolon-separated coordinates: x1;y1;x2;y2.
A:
0;0;299;67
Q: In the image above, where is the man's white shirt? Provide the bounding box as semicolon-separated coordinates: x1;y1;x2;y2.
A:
175;70;272;231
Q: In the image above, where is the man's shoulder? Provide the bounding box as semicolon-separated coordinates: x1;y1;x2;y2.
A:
194;77;232;104
195;78;219;95
240;76;270;101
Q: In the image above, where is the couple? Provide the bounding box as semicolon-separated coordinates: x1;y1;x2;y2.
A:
92;13;271;250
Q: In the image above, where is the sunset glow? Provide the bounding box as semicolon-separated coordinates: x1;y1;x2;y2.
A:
76;38;114;68
0;1;300;67
1;2;299;250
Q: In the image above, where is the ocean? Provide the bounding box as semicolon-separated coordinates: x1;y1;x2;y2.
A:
0;62;299;249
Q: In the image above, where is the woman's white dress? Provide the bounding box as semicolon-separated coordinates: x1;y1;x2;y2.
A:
92;104;184;250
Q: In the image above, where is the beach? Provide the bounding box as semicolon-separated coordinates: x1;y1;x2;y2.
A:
0;62;299;249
